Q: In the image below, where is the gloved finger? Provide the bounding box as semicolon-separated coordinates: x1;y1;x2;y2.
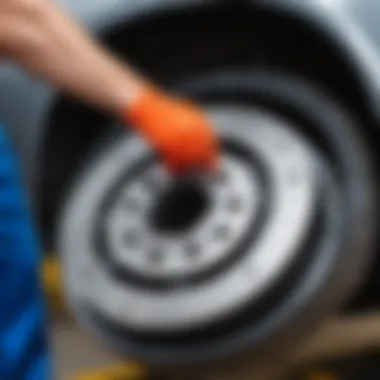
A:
164;155;184;175
200;141;219;170
206;154;219;172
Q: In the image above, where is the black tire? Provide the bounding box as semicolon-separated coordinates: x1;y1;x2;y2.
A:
58;69;378;365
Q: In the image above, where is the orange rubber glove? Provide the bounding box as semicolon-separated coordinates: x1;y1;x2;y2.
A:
122;87;219;175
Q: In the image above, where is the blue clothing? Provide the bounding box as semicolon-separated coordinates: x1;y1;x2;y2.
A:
0;128;49;379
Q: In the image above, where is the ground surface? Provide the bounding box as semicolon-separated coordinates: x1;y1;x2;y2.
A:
52;318;118;380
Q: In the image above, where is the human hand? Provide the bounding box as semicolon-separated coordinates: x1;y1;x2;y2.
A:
124;87;219;175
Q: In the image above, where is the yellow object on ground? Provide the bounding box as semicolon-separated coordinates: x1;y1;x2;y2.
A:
72;362;148;380
42;256;66;315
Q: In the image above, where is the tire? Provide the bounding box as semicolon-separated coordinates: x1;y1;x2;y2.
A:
57;69;377;365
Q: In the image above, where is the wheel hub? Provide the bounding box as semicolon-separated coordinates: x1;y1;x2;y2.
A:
104;152;260;280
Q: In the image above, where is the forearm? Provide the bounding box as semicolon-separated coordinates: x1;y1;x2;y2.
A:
0;0;145;113
0;0;218;174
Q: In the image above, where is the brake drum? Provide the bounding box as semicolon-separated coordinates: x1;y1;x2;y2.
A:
58;71;376;365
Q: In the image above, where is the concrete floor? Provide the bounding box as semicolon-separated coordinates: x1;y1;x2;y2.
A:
52;312;380;379
52;318;118;380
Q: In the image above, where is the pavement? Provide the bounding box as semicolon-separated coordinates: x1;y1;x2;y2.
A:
52;318;118;380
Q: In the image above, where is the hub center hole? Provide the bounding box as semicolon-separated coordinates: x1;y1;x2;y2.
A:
150;179;209;233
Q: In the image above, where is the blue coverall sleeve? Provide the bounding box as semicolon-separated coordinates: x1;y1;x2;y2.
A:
0;127;50;380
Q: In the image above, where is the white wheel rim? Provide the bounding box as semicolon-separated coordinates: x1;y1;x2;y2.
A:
59;106;319;333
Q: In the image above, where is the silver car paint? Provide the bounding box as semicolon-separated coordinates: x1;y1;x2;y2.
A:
0;0;380;192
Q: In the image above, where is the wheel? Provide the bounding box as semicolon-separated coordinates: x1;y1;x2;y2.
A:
57;70;377;365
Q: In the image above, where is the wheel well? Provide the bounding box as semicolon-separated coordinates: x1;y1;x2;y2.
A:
39;3;373;248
